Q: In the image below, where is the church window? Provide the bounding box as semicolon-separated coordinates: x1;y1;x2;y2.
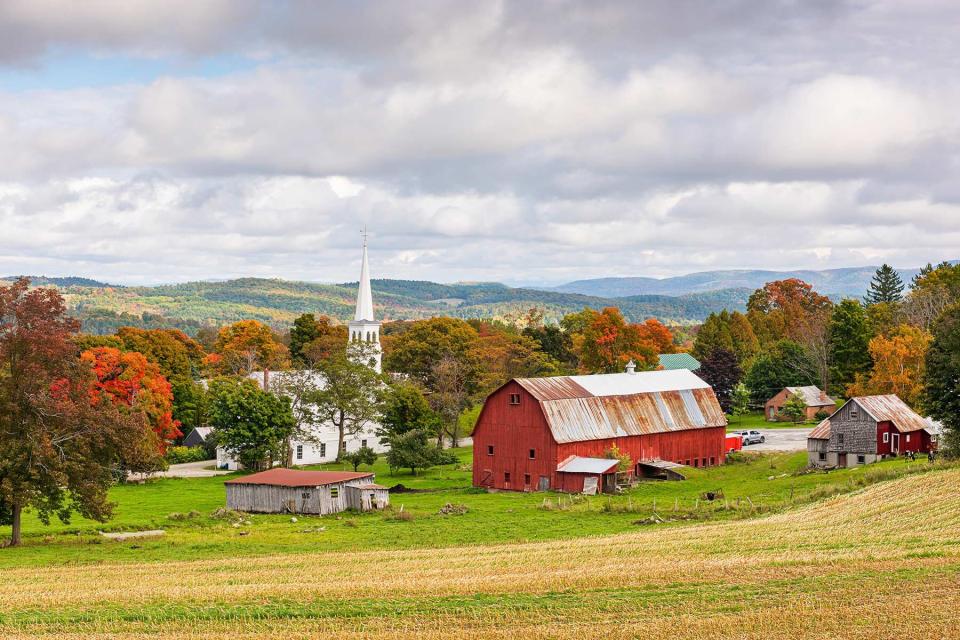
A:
296;444;303;460
320;443;326;457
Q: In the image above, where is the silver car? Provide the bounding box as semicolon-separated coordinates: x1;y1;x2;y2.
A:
733;430;765;445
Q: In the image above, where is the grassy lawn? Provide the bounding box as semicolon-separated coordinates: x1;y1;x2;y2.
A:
726;411;820;430
1;446;946;571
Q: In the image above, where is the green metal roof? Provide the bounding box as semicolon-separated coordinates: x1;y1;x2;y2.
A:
657;353;701;371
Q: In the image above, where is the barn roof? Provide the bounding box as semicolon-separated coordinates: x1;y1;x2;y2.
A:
657;353;701;371
224;468;373;487
850;395;929;433
808;418;831;440
511;369;726;444
784;386;836;407
556;456;620;474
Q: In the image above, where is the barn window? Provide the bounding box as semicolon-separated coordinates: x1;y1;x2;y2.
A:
819;452;826;461
857;455;865;464
883;432;889;444
709;457;715;466
340;441;347;452
320;443;327;457
529;449;536;460
692;459;699;468
509;393;521;405
524;474;531;486
850;405;859;419
685;459;690;466
330;487;340;498
906;434;911;443
487;445;495;456
504;472;511;483
838;433;844;446
296;444;303;460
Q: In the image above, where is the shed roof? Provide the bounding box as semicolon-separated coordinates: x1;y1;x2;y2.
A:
511;369;726;444
849;395;929;433
224;468;373;487
784;386;836;407
808;418;831;440
556;456;620;474
657;353;701;371
187;426;213;439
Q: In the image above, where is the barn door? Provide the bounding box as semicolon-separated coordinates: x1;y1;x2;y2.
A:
891;433;900;454
480;469;493;487
538;476;550;491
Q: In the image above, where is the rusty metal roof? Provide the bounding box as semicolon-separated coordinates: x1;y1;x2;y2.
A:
224;469;373;487
514;370;726;444
808;417;831;439
851;395;928;433
785;386;836;407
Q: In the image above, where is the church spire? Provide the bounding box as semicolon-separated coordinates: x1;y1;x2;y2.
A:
354;228;375;322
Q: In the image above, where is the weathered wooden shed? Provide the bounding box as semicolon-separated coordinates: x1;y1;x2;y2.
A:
224;469;387;515
472;368;727;493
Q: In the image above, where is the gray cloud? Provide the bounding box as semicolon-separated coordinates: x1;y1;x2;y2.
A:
1;1;959;284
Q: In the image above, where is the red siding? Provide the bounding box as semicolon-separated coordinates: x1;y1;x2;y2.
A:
876;420;932;455
473;381;726;492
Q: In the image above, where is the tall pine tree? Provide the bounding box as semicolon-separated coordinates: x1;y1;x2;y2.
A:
864;264;904;305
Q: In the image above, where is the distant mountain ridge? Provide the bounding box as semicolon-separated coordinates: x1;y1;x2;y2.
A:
548;263;949;298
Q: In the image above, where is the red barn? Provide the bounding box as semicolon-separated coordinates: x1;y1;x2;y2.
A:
472;369;727;493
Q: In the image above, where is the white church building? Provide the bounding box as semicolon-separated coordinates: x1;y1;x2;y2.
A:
216;237;389;470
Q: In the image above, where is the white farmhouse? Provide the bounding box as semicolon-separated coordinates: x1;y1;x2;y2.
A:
216;237;388;470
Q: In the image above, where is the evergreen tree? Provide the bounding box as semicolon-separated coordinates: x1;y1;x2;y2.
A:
828;299;873;395
864;264;905;305
922;303;960;457
692;311;733;360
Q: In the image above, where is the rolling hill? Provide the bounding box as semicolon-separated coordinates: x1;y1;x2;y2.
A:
4;276;752;334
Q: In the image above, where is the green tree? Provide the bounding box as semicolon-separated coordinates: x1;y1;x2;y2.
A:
924;302;960;456
208;377;295;470
384;317;480;390
781;391;808;423
342;446;377;472
696;348;743;414
864;264;905;305
730;382;751;423
288;313;321;365
692;312;733;361
744;340;818;405
378;381;441;442
0;279;158;546
311;344;385;458
828;299;873;395
385;429;457;475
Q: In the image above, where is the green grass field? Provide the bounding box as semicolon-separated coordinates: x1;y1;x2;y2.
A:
725;411;821;430
1;446;942;571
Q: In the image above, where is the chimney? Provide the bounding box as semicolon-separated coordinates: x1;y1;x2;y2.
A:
625;360;637;374
820;389;827;402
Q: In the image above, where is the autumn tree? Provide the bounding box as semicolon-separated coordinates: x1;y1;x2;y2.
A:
904;262;960;330
693;310;758;365
574;307;662;373
828;299;873;395
384;317;480;392
0;279;157;546
924;302;960;456
211;320;289;378
521;308;576;371
289;313;347;365
81;347;182;452
747;279;832;345
847;324;931;410
864;264;905;305
696;349;742;414
430;354;470;447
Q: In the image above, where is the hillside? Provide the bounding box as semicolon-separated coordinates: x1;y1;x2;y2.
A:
6;277;752;334
551;263;941;297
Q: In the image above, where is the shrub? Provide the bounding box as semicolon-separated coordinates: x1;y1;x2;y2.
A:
165;446;210;465
814;410;831;421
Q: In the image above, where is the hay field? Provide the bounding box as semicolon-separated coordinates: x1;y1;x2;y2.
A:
2;468;959;639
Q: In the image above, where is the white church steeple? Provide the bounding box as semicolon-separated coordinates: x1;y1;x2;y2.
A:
348;229;382;373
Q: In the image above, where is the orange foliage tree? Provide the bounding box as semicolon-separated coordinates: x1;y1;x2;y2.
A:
747;278;832;344
81;347;182;451
210;320;289;376
575;308;670;373
846;324;931;410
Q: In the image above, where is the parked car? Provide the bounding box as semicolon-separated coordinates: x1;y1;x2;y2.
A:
732;430;765;445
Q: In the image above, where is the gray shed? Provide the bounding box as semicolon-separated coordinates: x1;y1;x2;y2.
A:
224;468;387;515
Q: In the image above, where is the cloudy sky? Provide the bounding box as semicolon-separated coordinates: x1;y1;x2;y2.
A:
1;0;958;286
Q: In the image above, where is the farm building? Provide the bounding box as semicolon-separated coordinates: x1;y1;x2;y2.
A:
224;468;389;514
472;366;727;493
182;426;213;448
765;386;836;421
807;395;934;468
657;353;701;371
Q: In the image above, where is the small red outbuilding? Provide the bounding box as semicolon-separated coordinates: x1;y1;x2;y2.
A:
472;368;728;493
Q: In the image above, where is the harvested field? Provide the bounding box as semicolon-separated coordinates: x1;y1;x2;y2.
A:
2;467;959;638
